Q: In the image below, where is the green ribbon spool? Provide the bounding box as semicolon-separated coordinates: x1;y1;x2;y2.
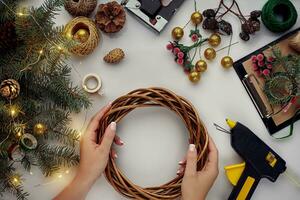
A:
262;0;298;33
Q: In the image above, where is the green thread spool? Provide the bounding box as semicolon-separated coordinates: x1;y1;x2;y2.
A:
262;0;298;33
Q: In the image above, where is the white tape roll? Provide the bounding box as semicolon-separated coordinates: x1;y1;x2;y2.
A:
82;73;102;94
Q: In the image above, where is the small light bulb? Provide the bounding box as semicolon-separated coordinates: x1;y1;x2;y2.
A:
65;170;69;174
17;12;24;16
30;172;33;175
39;49;43;54
16;131;22;137
10;109;16;117
58;174;62;179
11;176;20;186
57;46;62;50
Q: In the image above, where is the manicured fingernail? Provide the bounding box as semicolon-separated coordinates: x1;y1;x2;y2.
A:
114;153;118;159
108;101;112;106
110;122;116;131
176;170;181;174
120;140;124;145
178;160;184;165
189;144;196;152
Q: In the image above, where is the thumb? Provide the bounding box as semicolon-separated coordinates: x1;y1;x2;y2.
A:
184;144;197;176
99;122;116;156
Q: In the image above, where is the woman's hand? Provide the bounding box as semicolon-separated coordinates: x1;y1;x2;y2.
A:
54;103;124;200
77;102;123;185
180;137;219;200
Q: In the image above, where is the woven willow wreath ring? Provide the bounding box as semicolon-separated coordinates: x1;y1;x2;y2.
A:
98;87;209;199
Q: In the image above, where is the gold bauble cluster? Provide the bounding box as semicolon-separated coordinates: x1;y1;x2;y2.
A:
170;9;234;84
204;48;216;60
221;56;234;68
208;33;221;47
189;71;201;83
171;27;184;41
191;11;203;25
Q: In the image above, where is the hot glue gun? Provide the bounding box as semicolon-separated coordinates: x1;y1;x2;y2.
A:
224;119;286;200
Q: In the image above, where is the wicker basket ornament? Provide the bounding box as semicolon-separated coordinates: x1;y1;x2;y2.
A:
64;0;97;17
64;17;100;56
98;87;209;199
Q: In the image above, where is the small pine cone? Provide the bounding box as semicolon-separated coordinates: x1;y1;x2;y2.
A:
241;21;255;34
202;9;216;18
104;48;125;63
202;18;218;30
250;10;262;19
239;32;250;41
218;20;232;35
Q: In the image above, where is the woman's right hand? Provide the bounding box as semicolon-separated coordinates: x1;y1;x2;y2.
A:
180;136;219;200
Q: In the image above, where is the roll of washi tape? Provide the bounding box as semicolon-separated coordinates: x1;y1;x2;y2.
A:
82;73;104;95
20;133;38;150
8;144;25;161
262;0;298;33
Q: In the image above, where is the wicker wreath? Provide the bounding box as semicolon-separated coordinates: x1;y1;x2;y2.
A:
64;17;100;56
98;87;209;199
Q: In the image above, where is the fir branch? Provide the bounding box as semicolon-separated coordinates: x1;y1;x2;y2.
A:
36;144;79;176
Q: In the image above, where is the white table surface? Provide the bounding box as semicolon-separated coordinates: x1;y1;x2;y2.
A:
6;0;300;199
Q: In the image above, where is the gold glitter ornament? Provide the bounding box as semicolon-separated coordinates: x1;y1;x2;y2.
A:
172;27;184;40
195;60;207;72
204;48;216;60
221;56;234;68
189;71;201;83
191;11;203;25
33;123;47;135
208;33;221;47
73;29;89;43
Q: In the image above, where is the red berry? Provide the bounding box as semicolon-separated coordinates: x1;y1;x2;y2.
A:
173;47;180;55
177;58;184;65
166;43;173;50
257;54;264;61
177;52;184;59
251;55;257;62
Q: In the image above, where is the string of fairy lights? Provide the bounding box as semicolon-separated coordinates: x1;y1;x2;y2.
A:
0;0;89;186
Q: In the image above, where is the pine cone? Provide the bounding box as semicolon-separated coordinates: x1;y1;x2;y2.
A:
104;48;125;63
95;1;126;33
0;79;20;100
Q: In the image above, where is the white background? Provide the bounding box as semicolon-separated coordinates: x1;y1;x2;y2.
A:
5;0;300;199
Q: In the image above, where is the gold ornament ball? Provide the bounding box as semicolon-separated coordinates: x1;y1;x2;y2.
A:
34;123;47;135
189;71;201;83
73;29;90;43
208;33;221;47
195;59;207;72
204;48;216;60
191;11;203;25
221;56;234;68
172;27;184;40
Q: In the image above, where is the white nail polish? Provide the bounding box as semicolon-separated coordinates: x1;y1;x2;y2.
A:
114;153;118;159
189;144;196;152
176;170;181;174
110;122;116;131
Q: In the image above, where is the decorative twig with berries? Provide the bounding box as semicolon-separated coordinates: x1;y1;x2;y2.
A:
167;0;233;83
202;0;262;41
